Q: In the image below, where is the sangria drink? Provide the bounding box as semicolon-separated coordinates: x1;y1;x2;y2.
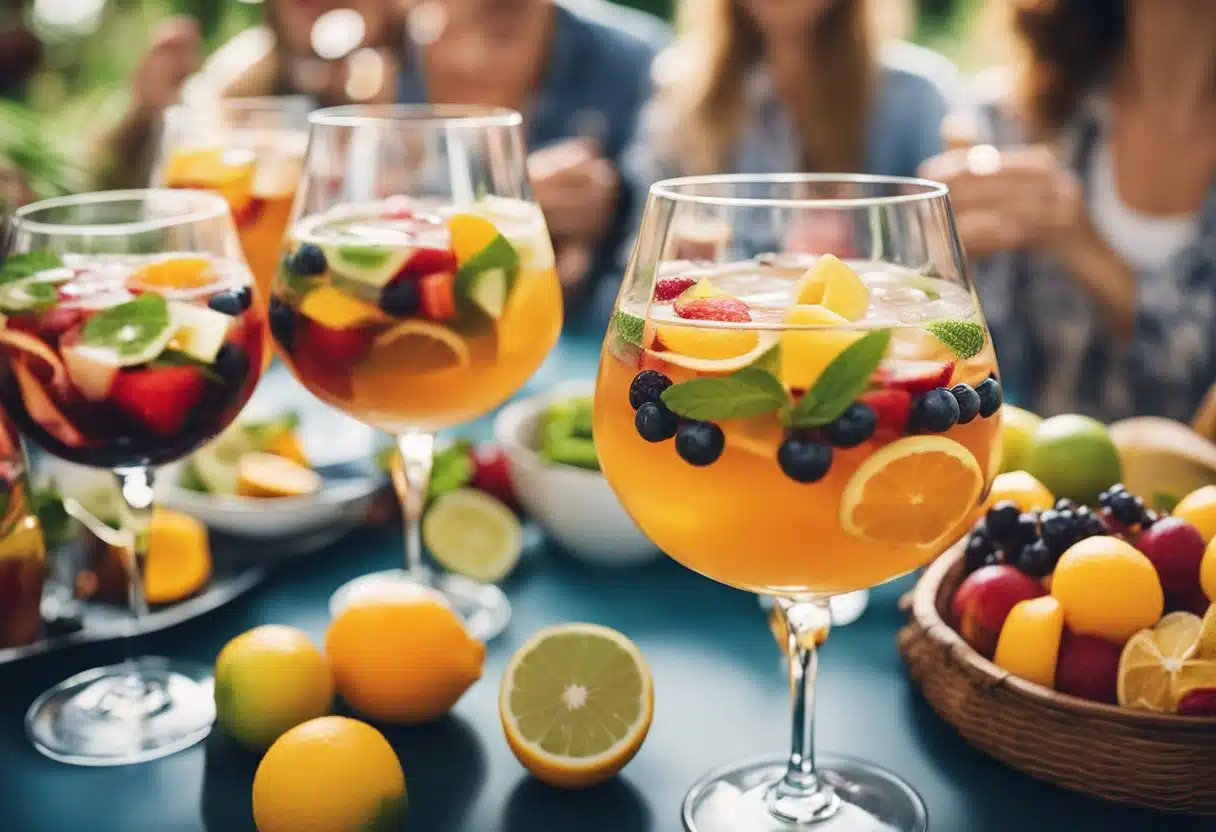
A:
594;175;1001;832
0;413;45;650
4;190;263;766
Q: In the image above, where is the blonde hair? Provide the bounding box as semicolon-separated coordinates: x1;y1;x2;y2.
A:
657;0;874;175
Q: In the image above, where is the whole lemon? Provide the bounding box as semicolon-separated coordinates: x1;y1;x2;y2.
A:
215;625;334;751
252;716;406;832
1052;536;1164;644
1174;486;1216;544
326;594;484;724
1201;537;1216;604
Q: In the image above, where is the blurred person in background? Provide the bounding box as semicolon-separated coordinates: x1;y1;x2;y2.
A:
398;0;668;317
921;0;1216;423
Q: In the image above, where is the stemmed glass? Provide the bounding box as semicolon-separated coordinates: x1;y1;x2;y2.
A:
271;105;562;640
594;174;1003;830
2;190;265;764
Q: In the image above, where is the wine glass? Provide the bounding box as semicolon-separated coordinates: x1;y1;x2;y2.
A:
2;190;265;765
271;105;562;640
594;174;1002;831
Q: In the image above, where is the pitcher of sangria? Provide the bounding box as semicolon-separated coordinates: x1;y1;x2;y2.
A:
0;410;45;650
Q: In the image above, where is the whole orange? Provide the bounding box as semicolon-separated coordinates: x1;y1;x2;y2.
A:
1052;536;1164;644
325;594;484;724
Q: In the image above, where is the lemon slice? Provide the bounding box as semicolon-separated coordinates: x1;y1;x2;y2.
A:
647;332;779;374
236;452;322;498
499;623;653;789
1196;604;1216;660
422;488;522;582
374;320;471;374
840;436;983;546
1117;612;1214;710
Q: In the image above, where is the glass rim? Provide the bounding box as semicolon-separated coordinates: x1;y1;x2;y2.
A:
308;104;523;129
648;173;950;209
11;189;232;237
165;94;313;117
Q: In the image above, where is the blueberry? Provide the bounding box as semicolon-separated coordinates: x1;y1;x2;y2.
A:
213;343;250;388
975;377;1003;418
1108;490;1143;525
822;402;877;448
289;243;327;276
950;384;982;425
675;421;725;466
986;501;1022;542
1054;498;1077;512
1015;540;1055;578
777;437;833;483
629;370;673;411
1141;509;1159;529
208;288;250;316
634;401;679;443
380;279;421;317
909;388;960;433
1040;509;1076;556
268;296;297;352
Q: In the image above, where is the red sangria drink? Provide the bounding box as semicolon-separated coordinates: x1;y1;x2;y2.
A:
4;189;263;767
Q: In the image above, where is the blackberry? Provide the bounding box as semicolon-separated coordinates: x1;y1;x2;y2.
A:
1011;512;1041;549
964;532;996;573
634;401;678;443
1054;498;1077;513
629;370;673;410
777;438;833;483
822;402;877;448
1040;509;1077;556
985;501;1022;543
1107;490;1143;526
675;421;725;466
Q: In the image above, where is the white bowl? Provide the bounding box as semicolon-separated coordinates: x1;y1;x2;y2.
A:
493;381;659;566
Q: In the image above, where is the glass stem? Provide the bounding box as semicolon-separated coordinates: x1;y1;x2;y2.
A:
113;467;156;696
392;431;435;580
766;597;841;825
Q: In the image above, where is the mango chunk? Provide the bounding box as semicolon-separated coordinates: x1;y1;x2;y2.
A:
792;254;870;322
781;304;863;389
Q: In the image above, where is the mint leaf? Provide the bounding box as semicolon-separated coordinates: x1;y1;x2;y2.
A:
786;330;891;427
83;293;170;356
0;251;62;283
661;366;787;421
925;321;985;360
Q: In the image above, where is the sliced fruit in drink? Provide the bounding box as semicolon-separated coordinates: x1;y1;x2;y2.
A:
499;623;653;789
840;436;983;546
11;358;85;447
297;319;374;366
324;245;411;289
672;278;729;314
373;319;471;373
0;279;59;314
168;301;233;363
448;213;502;264
110;365;206;436
81;293;177;365
129;256;217;291
419;272;457;321
781;304;863;390
0;326;70;391
422;488;523;582
236;452;322;498
655;320;759;362
611;309;645;349
673;296;750;322
792;254;869;321
61;334;118;401
461;267;509;319
298;285;391;329
456;231;519;318
871;360;955;395
647;334;778;375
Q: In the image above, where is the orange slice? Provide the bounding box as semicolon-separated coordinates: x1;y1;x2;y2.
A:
1117;612;1216;711
299;285;391;329
373;320;471;374
164;148;256;187
448;214;501;265
130;257;217;291
236;452;322;498
839;436;983;546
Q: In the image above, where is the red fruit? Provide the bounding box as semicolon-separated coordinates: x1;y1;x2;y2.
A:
653;276;697;302
859;389;913;436
110;365;205;437
10;358;86;448
230;196;265;229
1167;583;1212;616
1177;688;1216;716
470;443;519;512
1136;517;1206;595
951;564;1047;658
673;296;751;322
299;319;374;366
1054;631;1120;704
419;272;457;321
872;361;955;396
398;247;457;281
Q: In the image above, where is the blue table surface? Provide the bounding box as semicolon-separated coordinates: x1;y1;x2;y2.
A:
0;334;1206;832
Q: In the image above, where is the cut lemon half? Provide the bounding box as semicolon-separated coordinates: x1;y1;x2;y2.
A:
1194;603;1216;661
422;488;522;582
236;452;322;498
374;320;471;374
839;436;983;546
648;332;778;374
1117;612;1216;710
499;623;653;789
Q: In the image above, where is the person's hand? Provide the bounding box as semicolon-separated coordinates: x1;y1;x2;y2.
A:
528;139;619;244
129;16;201;116
918;143;1085;260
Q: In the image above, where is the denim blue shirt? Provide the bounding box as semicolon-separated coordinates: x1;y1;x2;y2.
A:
976;91;1216;423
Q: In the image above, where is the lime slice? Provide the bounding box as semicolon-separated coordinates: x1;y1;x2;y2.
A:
324;245;410;289
463;268;509;319
188;422;259;495
499;623;653;789
456;235;519;316
0;279;59;314
422;488;522;582
82;293;175;362
611;309;644;348
374;320;471;374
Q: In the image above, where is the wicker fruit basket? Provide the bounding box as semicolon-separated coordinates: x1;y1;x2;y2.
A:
899;542;1216;814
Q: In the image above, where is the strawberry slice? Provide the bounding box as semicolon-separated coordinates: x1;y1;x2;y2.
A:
860;388;913;437
653;276;697;303
398;248;457;282
298;319;374;366
110;365;205;437
673;296;751;322
872;361;955;396
419;272;457;321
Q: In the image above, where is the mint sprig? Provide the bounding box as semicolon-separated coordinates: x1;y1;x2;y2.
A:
925;321;985;360
785;330;891;428
0;251;63;284
661;366;787;421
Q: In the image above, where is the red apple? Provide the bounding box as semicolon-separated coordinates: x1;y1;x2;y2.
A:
1136;517;1206;595
951;564;1048;658
1177;688;1216;716
1055;631;1121;704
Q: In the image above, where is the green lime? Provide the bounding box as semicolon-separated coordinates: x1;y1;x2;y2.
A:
82;293;174;359
1024;414;1122;504
999;405;1042;473
422;488;522;582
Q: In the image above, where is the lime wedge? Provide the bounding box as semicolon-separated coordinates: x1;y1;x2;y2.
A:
422;488;522;582
82;293;175;361
325;245;410;289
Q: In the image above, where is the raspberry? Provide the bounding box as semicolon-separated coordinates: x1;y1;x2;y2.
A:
673;297;751;322
872;361;956;396
653;276;697;302
859;388;912;436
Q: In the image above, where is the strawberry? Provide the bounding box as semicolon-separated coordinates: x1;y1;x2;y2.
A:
673;296;751;322
398;248;457;281
229;196;265;229
298;319;374;366
872;361;955;396
653;276;697;302
110;365;205;437
860;389;913;437
419;272;457;321
470;443;520;512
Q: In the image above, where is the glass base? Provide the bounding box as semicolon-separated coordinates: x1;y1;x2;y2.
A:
328;567;511;642
683;754;927;832
759;591;870;628
25;657;215;766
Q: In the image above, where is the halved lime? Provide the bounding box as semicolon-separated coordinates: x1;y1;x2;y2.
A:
422;488;522;582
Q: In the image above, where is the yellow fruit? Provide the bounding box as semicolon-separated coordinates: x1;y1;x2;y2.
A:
1193;603;1216;660
1202;537;1216;606
325;594;484;724
265;430;309;468
676;277;726;302
371;319;471;373
1117;613;1216;711
144;510;211;604
215;625;334;751
654;324;759;361
253;716;407;832
780;304;863;390
298;285;391;330
999;405;1041;474
448;213;501;264
792;254;870;321
993;596;1065;688
130;256;217;290
1174;486;1216;544
236;452;322;498
1051;536;1164;644
985;470;1055;513
500;623;653;789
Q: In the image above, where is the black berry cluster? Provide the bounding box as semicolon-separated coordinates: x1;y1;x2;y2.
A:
964;496;1109;578
1097;483;1158;533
